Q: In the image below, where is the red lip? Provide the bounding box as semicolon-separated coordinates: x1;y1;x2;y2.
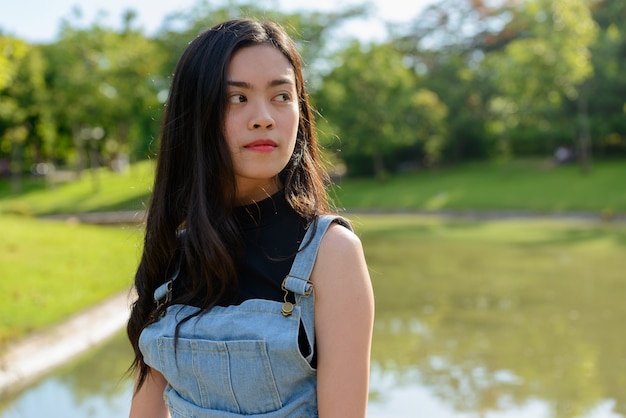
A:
244;139;277;148
244;139;277;152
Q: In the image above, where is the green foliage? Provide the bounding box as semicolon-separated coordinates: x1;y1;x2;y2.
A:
0;37;55;174
391;0;625;165
503;0;597;100
315;42;447;177
481;0;598;161
410;89;448;165
154;0;368;89
1;0;626;180
0;36;28;90
41;15;165;168
587;1;626;156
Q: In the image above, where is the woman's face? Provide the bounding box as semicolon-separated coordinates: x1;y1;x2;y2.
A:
224;44;299;203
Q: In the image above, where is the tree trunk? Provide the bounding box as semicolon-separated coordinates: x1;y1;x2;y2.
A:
88;139;100;193
10;142;23;194
577;81;592;175
372;150;386;182
72;126;86;180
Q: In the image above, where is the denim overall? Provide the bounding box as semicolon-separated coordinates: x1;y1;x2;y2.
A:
139;215;349;417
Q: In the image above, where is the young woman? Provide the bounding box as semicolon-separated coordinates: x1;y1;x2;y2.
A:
127;19;374;417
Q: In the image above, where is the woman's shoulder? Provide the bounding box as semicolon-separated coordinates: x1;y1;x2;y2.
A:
321;218;362;252
312;217;368;287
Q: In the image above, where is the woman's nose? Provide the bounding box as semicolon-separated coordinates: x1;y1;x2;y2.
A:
249;102;275;130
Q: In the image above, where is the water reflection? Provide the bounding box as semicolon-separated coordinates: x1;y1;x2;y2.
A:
369;365;622;418
362;216;626;418
0;331;133;418
0;377;131;418
1;217;625;418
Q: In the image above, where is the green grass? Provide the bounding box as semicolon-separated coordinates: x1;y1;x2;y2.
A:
0;216;142;345
0;160;154;216
1;158;625;216
332;159;626;214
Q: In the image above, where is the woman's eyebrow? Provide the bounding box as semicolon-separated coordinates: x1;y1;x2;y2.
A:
227;80;252;89
226;78;295;89
268;78;295;87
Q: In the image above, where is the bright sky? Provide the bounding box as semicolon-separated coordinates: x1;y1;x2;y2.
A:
0;0;435;44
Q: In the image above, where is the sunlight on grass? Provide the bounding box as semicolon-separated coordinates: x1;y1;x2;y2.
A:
0;160;154;216
0;216;143;343
1;159;625;216
334;160;626;213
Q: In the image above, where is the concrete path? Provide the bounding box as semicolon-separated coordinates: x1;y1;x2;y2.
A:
0;291;134;397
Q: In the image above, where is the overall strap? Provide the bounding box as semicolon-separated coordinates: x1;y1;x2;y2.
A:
283;215;352;292
153;231;185;303
153;261;179;304
282;214;352;361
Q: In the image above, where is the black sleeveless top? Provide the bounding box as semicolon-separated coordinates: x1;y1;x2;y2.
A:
232;191;309;304
172;191;309;307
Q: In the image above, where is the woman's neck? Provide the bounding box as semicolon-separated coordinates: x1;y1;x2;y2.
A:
235;179;280;206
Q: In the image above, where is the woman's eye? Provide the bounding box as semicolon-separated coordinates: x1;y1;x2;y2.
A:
228;94;246;104
274;93;292;102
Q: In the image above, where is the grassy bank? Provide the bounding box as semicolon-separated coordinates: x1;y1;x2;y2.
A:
0;216;142;345
0;161;154;216
0;159;625;215
333;159;625;214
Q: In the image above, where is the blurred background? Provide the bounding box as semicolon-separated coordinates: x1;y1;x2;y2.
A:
1;0;625;417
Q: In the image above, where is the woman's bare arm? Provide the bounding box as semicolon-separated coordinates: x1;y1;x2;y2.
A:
129;368;170;418
313;223;375;418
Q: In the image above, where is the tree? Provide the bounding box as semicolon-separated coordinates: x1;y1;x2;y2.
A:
0;36;55;190
315;41;448;178
392;0;519;68
587;0;626;158
154;0;368;91
480;0;598;170
93;11;164;165
43;21;109;181
42;9;164;188
391;0;518;163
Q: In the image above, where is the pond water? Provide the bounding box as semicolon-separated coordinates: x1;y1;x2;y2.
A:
1;216;625;417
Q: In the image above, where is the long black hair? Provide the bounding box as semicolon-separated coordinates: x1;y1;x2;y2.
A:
127;19;330;391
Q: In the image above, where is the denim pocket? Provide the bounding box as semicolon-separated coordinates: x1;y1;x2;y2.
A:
157;337;283;414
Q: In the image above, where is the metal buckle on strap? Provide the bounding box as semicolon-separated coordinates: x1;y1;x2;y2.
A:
154;281;173;318
281;276;313;317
